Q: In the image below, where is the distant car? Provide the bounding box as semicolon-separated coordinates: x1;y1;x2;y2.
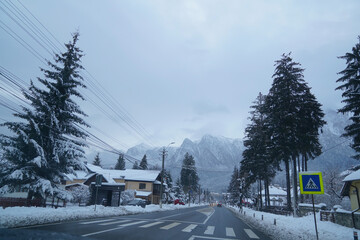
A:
217;203;222;207
174;199;185;205
127;199;146;208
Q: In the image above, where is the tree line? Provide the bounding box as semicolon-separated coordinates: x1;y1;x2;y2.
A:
228;36;360;213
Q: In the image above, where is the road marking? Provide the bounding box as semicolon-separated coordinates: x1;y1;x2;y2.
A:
188;235;238;240
99;219;131;225
160;222;181;230
244;229;260;239
82;226;123;237
119;220;147;227
80;219;115;224
204;226;215;235
225;227;236;237
157;211;187;220
203;208;215;224
182;224;197;232
139;221;164;228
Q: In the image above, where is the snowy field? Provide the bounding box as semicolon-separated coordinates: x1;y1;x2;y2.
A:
0;204;202;228
228;206;356;240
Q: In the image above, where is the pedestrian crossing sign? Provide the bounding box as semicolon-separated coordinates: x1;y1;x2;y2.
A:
299;172;324;194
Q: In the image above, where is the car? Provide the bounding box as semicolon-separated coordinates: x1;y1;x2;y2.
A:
174;199;185;205
127;199;146;208
217;203;222;207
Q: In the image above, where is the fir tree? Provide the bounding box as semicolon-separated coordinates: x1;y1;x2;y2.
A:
132;161;140;169
227;166;240;205
336;36;360;159
139;154;148;170
93;153;101;167
264;53;325;211
114;153;125;170
0;33;88;200
180;152;199;194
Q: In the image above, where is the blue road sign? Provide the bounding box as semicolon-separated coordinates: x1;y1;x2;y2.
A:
299;172;324;195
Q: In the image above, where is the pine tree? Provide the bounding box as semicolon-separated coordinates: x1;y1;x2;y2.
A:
264;53;325;211
93;153;101;167
336;36;360;159
0;33;88;200
139;154;148;170
114;153;125;170
180;152;199;194
132;161;140;169
227;166;240;205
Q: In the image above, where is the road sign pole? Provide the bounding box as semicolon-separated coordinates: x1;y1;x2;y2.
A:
94;185;99;211
312;194;319;240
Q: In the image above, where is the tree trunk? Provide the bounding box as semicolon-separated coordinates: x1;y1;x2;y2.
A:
285;159;292;211
258;180;263;210
292;155;298;217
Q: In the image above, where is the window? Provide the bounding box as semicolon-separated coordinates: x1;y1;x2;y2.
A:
139;183;146;189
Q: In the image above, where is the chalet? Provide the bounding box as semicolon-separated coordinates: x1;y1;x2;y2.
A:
341;169;360;211
65;163;163;204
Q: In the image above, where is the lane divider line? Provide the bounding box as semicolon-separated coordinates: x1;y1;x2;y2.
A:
119;220;147;227
139;221;164;228
160;222;181;230
99;219;131;226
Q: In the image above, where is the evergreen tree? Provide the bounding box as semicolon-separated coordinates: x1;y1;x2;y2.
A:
139;154;148;170
227;166;240;205
173;177;185;199
93;153;101;167
163;169;173;189
114;153;125;170
336;36;360;159
264;53;325;211
180;152;199;194
132;161;140;169
0;33;88;200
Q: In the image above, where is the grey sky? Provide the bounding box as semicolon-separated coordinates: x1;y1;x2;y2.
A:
1;0;360;152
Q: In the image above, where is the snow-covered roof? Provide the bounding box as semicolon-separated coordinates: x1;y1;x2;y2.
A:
261;185;287;196
85;163;160;183
65;170;90;181
135;191;152;197
343;169;360;182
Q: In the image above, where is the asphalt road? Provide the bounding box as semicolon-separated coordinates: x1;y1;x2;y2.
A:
15;205;272;240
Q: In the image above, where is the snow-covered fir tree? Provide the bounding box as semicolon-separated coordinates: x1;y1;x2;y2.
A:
336;36;360;159
139;154;148;170
0;32;88;200
114;153;125;170
132;161;140;169
227;166;240;205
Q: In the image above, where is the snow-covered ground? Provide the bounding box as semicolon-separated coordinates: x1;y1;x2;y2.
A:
228;205;356;240
0;204;202;228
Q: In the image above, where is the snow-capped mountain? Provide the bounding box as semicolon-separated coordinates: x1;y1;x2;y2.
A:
90;109;358;192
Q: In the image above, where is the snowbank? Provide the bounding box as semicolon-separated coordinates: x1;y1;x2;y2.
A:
228;206;356;240
0;204;202;228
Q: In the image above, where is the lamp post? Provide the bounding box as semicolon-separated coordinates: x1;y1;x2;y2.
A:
160;142;175;208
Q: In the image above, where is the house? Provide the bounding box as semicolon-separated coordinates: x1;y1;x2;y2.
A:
66;163;163;204
261;185;287;206
341;169;360;211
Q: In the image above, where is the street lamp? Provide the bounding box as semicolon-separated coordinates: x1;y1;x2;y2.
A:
159;142;175;208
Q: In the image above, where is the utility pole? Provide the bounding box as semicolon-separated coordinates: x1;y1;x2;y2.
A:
160;147;166;208
159;142;175;209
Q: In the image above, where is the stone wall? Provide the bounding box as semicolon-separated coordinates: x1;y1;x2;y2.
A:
334;211;360;229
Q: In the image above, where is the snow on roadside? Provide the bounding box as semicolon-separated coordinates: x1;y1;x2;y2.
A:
0;204;202;228
228;206;356;240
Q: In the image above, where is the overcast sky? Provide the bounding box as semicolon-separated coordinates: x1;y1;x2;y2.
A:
1;0;360;152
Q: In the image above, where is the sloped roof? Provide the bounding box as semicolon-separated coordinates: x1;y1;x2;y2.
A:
343;169;360;182
86;163;160;183
65;170;91;181
261;185;287;196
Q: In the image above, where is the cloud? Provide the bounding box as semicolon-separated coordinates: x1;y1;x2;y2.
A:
193;102;229;116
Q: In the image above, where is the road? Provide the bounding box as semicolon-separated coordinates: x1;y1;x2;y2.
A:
18;205;272;240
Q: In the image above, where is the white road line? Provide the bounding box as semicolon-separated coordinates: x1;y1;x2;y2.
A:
119;220;147;227
99;219;131;226
188;235;237;240
139;221;164;228
80;219;115;224
160;222;181;230
244;229;260;239
82;226;123;237
204;226;215;235
182;224;197;232
225;227;236;237
203;208;215;224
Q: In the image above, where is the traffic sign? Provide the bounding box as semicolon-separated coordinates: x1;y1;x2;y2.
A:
95;175;103;187
299;172;324;195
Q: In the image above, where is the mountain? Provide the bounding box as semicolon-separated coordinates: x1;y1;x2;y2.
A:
88;109;358;192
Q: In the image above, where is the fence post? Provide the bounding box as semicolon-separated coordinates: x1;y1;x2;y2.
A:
274;219;276;225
